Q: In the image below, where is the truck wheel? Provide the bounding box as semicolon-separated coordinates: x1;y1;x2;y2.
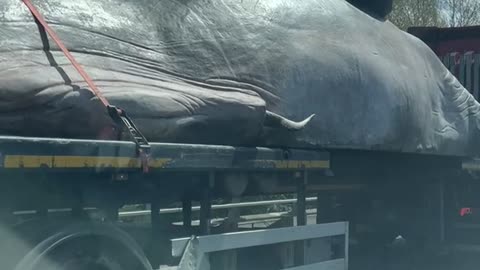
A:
10;220;152;270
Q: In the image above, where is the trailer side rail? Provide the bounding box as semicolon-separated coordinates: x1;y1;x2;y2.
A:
0;136;330;172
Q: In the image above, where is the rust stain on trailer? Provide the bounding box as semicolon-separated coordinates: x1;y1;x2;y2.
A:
3;155;171;169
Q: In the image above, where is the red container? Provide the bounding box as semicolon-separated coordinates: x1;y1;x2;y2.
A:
409;26;480;55
409;26;480;99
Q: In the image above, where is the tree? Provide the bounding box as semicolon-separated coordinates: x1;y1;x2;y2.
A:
388;0;480;30
388;0;444;30
441;0;480;27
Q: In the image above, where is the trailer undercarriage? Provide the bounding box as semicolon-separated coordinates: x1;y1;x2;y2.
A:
0;135;477;270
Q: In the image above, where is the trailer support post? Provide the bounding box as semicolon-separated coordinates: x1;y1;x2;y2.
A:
105;206;119;221
316;191;335;224
439;179;446;243
36;207;48;218
296;172;307;226
71;185;84;218
151;201;160;231
211;197;240;270
0;206;13;225
200;172;214;235
182;196;192;231
294;171;308;266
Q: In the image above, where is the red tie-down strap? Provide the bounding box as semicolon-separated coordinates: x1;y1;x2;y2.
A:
21;0;151;173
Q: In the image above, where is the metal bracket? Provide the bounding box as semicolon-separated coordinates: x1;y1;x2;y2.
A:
107;105;151;173
177;236;211;270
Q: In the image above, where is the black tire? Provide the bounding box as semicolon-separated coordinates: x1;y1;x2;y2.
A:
0;218;152;270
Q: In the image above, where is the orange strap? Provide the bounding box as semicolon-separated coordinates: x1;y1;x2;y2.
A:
22;0;152;173
22;0;110;108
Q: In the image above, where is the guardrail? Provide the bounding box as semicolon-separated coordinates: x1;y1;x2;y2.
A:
119;197;318;217
13;197;317;216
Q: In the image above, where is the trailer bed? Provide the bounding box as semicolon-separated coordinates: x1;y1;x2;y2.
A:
0;135;469;213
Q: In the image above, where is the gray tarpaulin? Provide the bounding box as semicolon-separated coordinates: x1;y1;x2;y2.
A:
1;0;479;156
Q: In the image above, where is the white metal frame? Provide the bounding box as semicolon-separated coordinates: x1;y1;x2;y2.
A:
171;222;349;270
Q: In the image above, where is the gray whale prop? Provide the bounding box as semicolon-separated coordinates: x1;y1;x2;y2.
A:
1;0;479;156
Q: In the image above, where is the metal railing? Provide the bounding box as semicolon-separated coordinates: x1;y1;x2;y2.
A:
171;221;349;270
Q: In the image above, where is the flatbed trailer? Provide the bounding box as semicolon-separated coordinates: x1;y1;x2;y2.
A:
0;135;475;270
